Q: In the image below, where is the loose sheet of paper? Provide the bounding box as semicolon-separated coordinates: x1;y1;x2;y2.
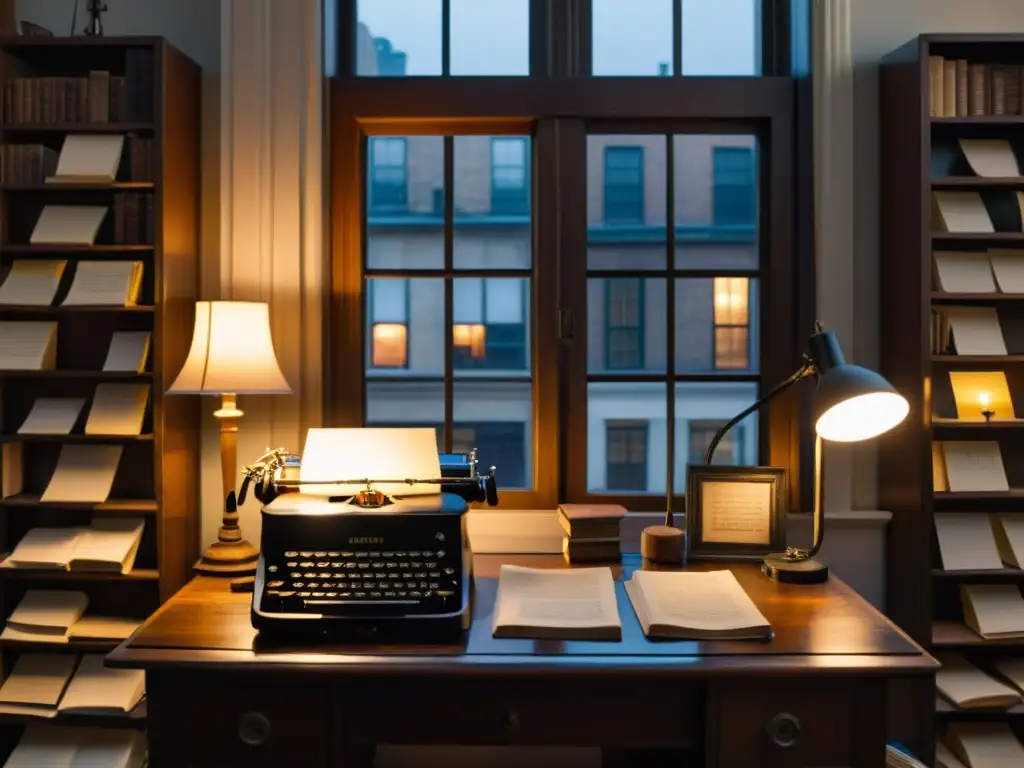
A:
102;331;150;372
62;261;142;306
962;584;1024;638
989;249;1024;294
70;518;144;574
936;742;968;768
993;515;1024;568
629;569;769;633
1;589;89;643
934;251;998;293
699;479;771;545
30;205;107;245
4;527;84;569
935;652;1022;708
41;445;123;503
301;427;442;498
935;514;1004;571
948;722;1024;767
959;139;1021;178
68;615;140;642
48;134;124;183
0;321;57;370
58;653;144;714
493;565;620;636
4;725;79;768
0;260;66;306
0;653;77;708
941;441;1010;493
933;191;995;233
945;307;1007;355
85;384;149;436
18;397;86;435
948;371;1015;421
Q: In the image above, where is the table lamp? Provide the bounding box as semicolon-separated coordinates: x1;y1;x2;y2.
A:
703;323;909;584
168;301;292;579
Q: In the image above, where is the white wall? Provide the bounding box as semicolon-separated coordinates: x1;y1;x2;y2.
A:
850;0;1024;508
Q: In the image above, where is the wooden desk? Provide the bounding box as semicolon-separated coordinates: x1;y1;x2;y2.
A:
109;555;936;768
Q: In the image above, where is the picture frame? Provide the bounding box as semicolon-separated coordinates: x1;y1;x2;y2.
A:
685;464;787;561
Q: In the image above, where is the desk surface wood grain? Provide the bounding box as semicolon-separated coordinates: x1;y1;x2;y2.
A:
108;555;937;678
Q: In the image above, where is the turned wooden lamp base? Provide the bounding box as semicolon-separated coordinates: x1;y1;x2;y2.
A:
195;393;259;592
641;525;684;564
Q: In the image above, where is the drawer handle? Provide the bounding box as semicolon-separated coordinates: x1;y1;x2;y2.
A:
500;710;521;734
766;712;801;748
238;711;272;747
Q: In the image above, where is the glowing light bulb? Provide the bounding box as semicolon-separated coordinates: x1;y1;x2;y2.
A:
980;392;991;408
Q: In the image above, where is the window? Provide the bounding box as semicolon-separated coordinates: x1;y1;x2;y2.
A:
603;147;644;224
368;279;409;368
490;138;529;216
369;138;408;213
452;422;526;488
713;277;750;370
712;146;756;227
605;279;644;370
453;278;527;370
689;420;745;466
606;421;648;491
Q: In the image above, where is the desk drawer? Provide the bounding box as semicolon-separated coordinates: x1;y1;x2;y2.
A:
707;679;886;768
350;678;698;748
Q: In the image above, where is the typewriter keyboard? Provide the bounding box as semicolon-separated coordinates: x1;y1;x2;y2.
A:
261;548;461;615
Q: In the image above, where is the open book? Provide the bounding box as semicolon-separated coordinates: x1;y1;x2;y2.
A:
625;569;772;640
7;725;146;768
936;652;1022;709
58;653;145;716
0;653;77;718
0;590;89;644
4;518;145;574
492;565;621;640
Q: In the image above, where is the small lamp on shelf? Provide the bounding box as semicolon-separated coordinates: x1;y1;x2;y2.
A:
167;301;292;586
979;391;995;422
701;323;909;584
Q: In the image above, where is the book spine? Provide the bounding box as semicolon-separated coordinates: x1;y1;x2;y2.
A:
929;56;944;117
28;78;40;124
969;63;987;116
1011;65;1024;117
144;194;155;246
991;65;1007;116
26;144;41;184
128;136;139;181
114;194;126;245
12;78;24;124
955;60;969;117
109;76;125;122
87;71;110;123
942;60;957;118
12;144;22;185
2;80;10;124
76;77;88;124
41;146;58;179
54;78;66;123
125;193;140;245
64;77;77;123
41;77;53;124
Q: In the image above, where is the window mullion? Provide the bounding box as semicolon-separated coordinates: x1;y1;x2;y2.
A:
665;133;677;523
443;135;454;453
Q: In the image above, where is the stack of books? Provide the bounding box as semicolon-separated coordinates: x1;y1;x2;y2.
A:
558;503;625;565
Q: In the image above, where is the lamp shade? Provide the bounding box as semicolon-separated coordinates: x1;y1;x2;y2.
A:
813;364;909;442
167;301;292;395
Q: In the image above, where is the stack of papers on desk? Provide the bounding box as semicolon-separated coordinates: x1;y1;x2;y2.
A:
6;725;146;768
62;261;143;307
492;565;621;641
3;518;144;574
0;654;77;718
0;260;66;306
625;569;772;640
41;444;123;503
58;654;144;716
17;397;86;436
0;590;88;644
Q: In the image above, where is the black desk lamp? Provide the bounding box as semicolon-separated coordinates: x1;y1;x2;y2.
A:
704;324;909;584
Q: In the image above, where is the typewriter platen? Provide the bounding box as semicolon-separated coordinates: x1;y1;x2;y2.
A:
244;428;498;643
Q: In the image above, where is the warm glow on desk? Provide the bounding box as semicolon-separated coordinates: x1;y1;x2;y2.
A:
453;323;486;358
372;323;408;367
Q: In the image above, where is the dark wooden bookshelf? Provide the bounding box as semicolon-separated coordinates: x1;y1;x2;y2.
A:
0;700;147;729
0;638;119;653
935;697;1024;718
881;34;1024;758
0;36;202;736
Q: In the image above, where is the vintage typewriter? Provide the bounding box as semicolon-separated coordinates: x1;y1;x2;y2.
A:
244;428;498;642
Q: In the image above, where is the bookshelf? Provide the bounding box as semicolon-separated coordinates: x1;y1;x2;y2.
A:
0;36;200;745
880;34;1024;758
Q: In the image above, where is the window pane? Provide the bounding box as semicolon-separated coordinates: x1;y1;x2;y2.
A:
367;136;444;269
674;134;758;270
366;380;444;427
454;381;532;489
588;278;666;373
593;0;673;76
450;0;529;76
675;382;759;485
675;278;758;373
357;0;441;76
588;135;666;270
366;278;444;375
454;136;531;270
453;278;530;374
681;0;760;76
588;382;666;493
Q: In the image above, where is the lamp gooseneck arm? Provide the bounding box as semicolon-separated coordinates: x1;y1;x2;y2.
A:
703;361;817;465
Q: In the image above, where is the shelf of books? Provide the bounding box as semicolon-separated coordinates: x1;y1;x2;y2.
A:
881;34;1024;764
0;36;200;759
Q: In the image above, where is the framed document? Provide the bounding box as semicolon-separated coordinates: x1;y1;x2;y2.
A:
685;465;787;560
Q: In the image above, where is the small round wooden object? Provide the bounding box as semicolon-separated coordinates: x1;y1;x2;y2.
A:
641;525;684;563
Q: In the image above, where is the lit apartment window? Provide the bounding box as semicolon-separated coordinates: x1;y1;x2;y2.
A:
369;278;409;368
369;137;408;213
453;278;527;370
491;137;529;216
713;277;749;370
452;422;526;488
605;278;644;369
689;420;744;466
603;146;644;224
712;146;756;226
606;420;648;491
